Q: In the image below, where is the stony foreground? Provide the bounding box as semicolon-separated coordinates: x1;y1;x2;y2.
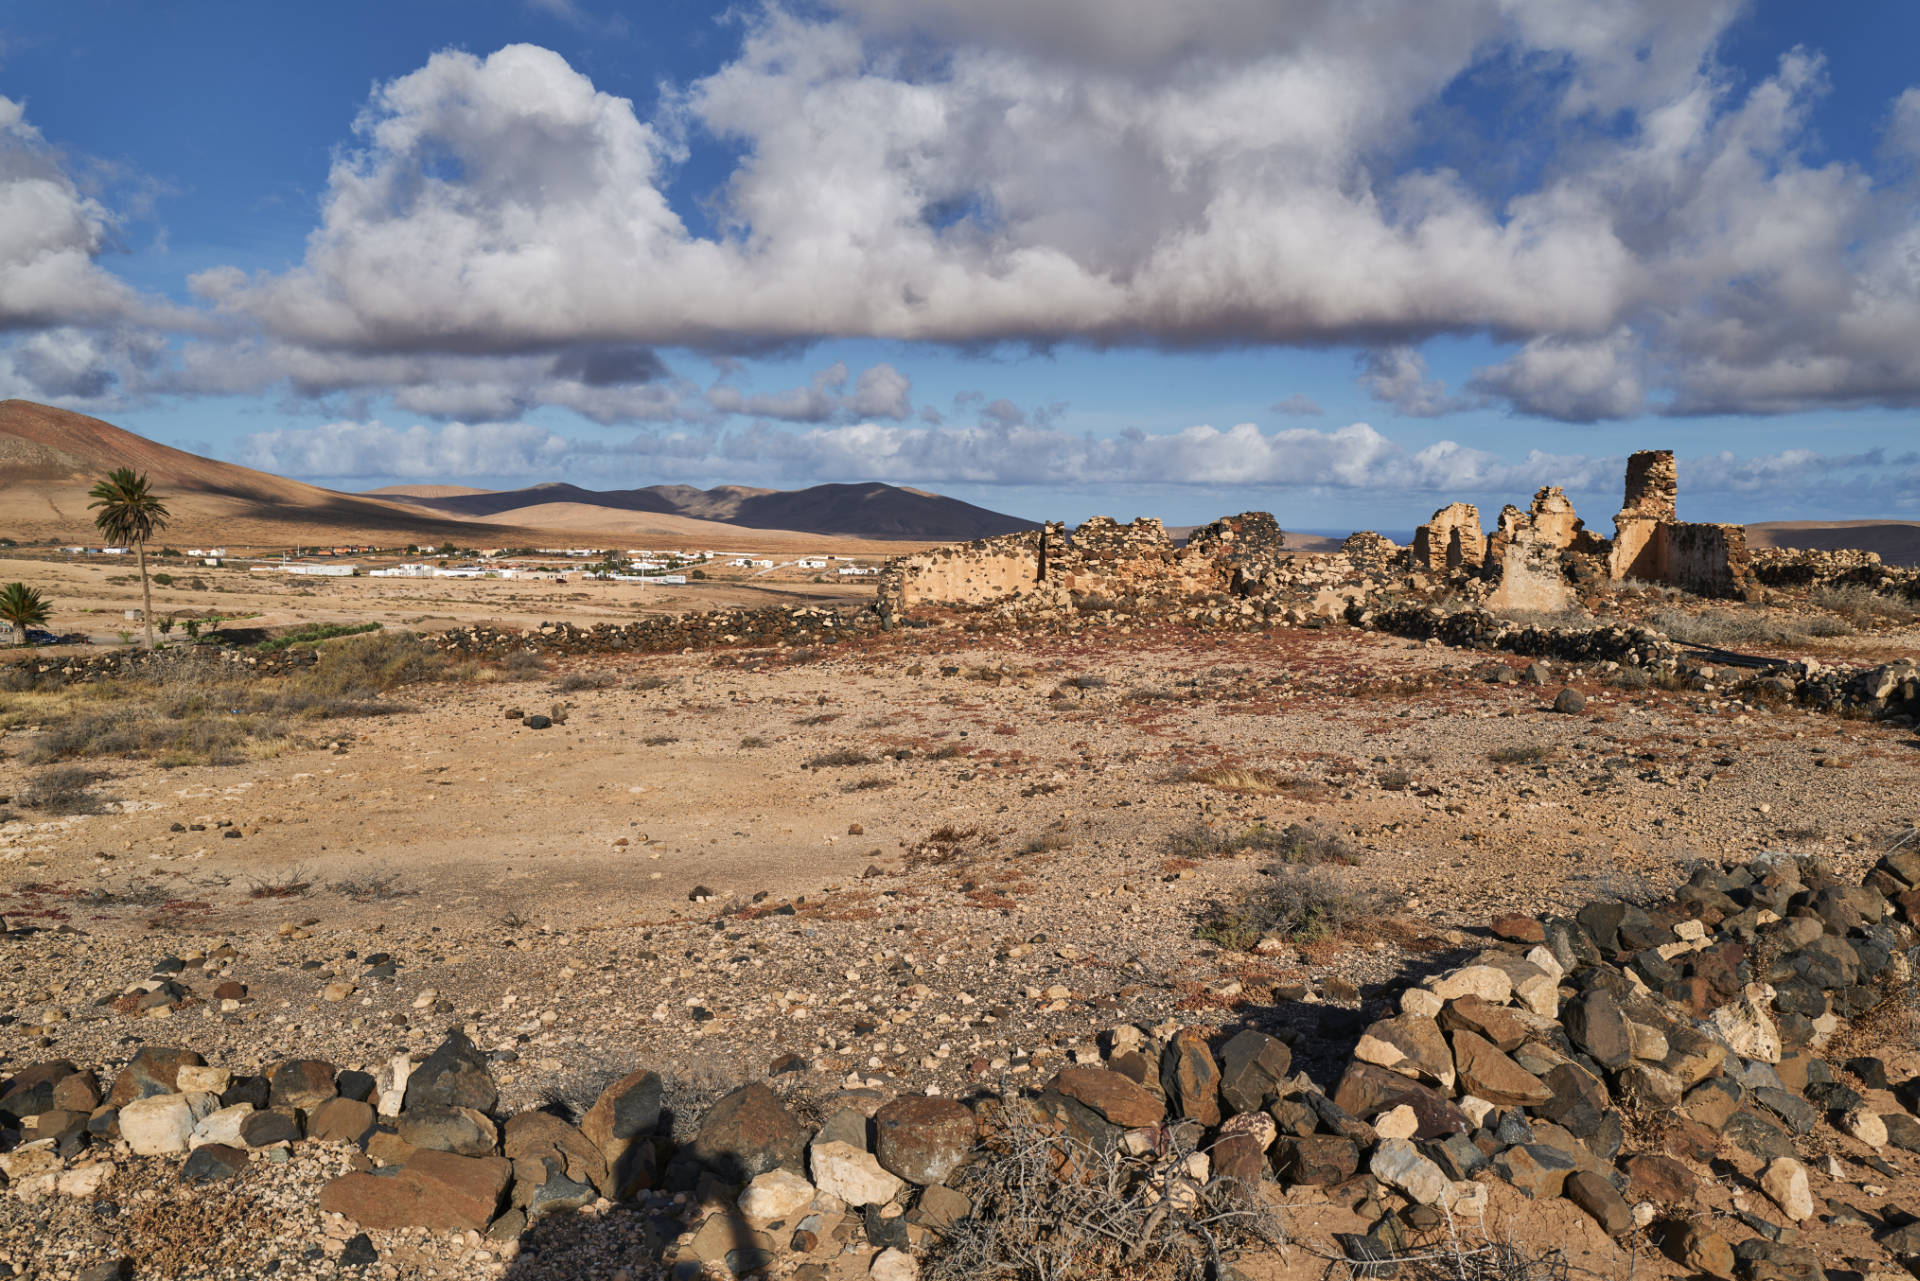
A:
4;840;1920;1281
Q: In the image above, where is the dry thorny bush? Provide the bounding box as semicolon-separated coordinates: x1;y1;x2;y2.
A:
926;1090;1285;1281
1325;1200;1580;1281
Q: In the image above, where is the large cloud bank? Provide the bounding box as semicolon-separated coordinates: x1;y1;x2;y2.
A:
5;2;1920;433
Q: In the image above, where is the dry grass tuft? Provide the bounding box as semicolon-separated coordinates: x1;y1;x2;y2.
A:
18;765;114;814
804;748;874;768
1168;821;1358;865
926;1091;1286;1281
1487;744;1552;766
1180;765;1312;795
1195;863;1387;950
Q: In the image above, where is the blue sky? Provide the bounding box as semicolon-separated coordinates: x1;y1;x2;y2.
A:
2;0;1918;531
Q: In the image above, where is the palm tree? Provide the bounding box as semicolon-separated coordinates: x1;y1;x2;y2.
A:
88;468;172;649
0;582;51;646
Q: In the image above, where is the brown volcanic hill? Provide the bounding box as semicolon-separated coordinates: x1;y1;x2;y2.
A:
0;401;944;554
401;479;1036;540
1747;520;1920;567
0;399;526;547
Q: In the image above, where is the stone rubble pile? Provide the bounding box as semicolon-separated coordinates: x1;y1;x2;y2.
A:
430;608;877;659
6;847;1920;1278
1752;548;1920;595
1353;602;1920;727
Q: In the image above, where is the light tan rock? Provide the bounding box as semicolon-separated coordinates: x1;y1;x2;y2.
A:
810;1141;904;1208
1373;1105;1419;1140
1426;966;1512;1005
1840;1109;1887;1149
119;1092;218;1156
176;1066;232;1095
1712;986;1781;1064
739;1168;816;1225
1761;1158;1813;1222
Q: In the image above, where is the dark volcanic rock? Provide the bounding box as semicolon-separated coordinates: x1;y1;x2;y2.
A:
1160;1027;1223;1126
403;1031;497;1115
690;1082;803;1183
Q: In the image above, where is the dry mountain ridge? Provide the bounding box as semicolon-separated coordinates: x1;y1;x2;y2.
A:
0;400;1029;550
385;479;1038;540
0;399;520;548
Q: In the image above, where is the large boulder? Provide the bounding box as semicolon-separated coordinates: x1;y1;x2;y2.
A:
402;1031;497;1114
809;1139;903;1207
1159;1027;1222;1126
690;1082;804;1183
120;1092;219;1156
107;1048;205;1109
268;1059;338;1112
872;1096;974;1187
503;1110;608;1213
1355;1016;1455;1091
1217;1030;1292;1115
397;1107;498;1157
1048;1067;1164;1129
1450;1031;1551;1107
318;1151;511;1232
580;1068;663;1198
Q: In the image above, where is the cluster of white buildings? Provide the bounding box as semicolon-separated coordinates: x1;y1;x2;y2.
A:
366;563;561;580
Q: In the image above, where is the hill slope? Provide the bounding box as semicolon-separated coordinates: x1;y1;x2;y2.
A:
0;400;509;547
393;479;1034;540
0;401;1002;552
380;480;1029;541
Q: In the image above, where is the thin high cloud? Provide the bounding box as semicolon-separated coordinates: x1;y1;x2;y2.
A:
238;416;1920;517
6;4;1920;426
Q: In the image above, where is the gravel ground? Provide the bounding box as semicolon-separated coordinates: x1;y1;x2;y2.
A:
4;617;1917;1278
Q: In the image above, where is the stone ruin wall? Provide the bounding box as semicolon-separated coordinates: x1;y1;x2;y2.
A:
874;524;1057;612
876;513;1285;616
1411;502;1486;573
879;451;1764;618
1415;451;1753;603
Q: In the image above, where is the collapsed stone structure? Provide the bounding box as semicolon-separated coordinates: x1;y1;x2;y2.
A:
875;451;1755;626
873;511;1286;618
1416;451;1755;609
1411;502;1485;574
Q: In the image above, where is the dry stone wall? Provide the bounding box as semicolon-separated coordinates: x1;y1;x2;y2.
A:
875;512;1285;619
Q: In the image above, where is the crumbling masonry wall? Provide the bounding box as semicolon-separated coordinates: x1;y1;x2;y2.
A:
873;524;1059;611
1411;502;1485;573
877;513;1284;616
1607;450;1753;598
876;451;1756;618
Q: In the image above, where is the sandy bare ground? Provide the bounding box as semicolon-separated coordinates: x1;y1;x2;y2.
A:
0;552;878;643
4;588;1919;1280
